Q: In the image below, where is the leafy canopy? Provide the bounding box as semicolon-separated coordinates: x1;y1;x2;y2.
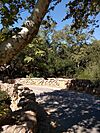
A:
0;0;100;31
0;0;35;28
64;0;100;30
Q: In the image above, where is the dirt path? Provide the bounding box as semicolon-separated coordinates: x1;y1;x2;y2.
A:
12;85;100;133
27;86;100;133
20;85;62;94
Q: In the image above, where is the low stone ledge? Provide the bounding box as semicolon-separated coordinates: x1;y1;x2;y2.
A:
14;78;71;89
0;78;100;97
65;79;100;96
0;85;55;133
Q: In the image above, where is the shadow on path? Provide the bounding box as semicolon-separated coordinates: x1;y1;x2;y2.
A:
36;90;100;133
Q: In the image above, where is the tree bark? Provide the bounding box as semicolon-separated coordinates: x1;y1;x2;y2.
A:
0;0;51;66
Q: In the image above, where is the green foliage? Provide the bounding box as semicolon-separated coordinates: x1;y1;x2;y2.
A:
0;0;35;28
0;90;11;120
24;56;34;63
65;0;100;32
0;25;100;80
0;28;8;43
78;62;100;80
77;40;100;80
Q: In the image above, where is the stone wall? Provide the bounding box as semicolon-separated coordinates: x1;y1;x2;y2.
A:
14;78;70;89
65;79;100;96
0;85;55;133
0;78;100;97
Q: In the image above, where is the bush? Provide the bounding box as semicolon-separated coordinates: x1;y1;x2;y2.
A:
0;90;11;121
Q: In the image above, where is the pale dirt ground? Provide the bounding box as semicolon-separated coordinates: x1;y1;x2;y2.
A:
21;85;100;133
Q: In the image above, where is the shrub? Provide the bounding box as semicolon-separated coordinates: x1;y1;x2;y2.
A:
0;90;11;121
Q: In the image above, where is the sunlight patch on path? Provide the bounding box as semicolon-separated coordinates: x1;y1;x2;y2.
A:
19;85;62;95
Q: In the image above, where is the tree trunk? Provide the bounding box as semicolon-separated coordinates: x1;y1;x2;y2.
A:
0;0;51;66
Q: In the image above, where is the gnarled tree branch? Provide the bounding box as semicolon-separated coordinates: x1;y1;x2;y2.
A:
0;0;51;66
